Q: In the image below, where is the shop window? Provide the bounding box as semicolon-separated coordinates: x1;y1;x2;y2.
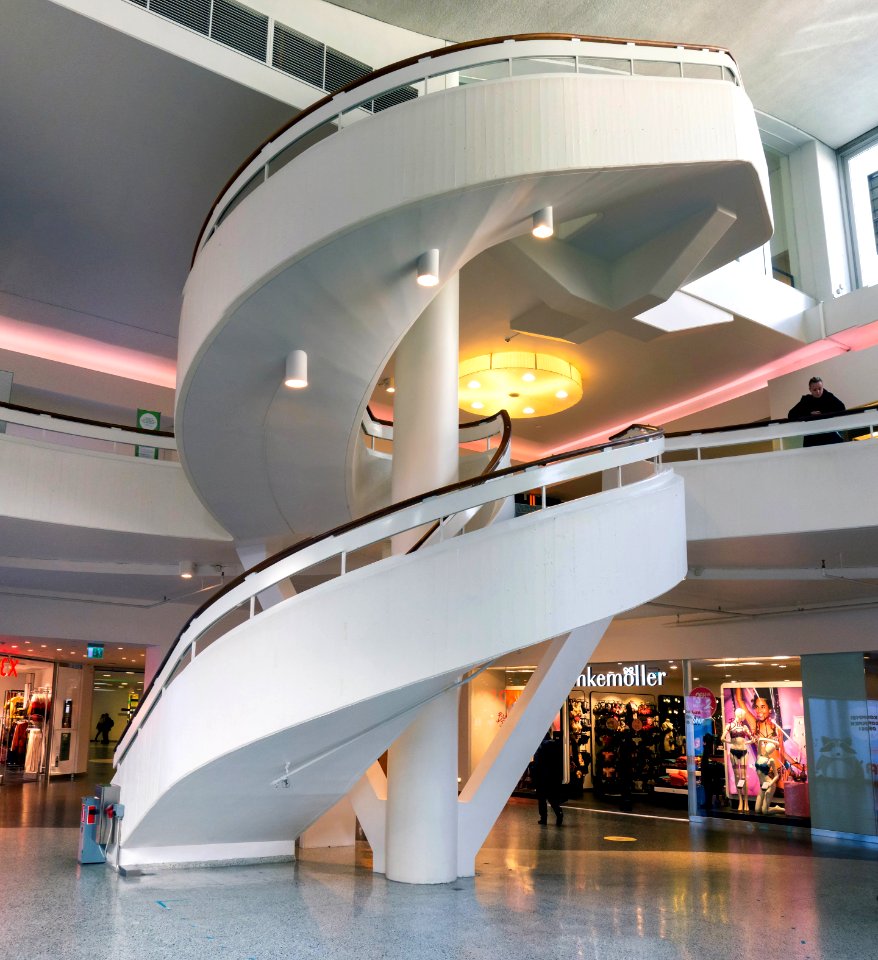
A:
841;129;878;288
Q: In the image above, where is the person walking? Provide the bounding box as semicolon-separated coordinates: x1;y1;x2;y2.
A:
530;731;566;826
94;712;115;745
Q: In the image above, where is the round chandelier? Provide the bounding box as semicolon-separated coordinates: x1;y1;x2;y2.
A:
458;351;583;419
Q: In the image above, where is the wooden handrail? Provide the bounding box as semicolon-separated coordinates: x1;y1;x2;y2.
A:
124;423;662;745
191;32;735;264
406;409;512;553
662;402;878;440
0;399;175;439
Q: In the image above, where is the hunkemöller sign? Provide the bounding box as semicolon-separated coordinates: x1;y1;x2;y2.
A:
577;664;667;688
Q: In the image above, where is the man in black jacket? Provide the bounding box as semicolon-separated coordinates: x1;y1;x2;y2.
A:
788;376;845;446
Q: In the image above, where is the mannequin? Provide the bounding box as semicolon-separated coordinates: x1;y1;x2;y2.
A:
722;707;753;812
754;739;781;814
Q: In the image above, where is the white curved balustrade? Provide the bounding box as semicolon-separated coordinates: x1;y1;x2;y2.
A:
0;402;177;459
116;428;665;767
663;406;878;459
195;35;741;258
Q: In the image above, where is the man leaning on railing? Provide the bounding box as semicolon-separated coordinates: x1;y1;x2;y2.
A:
787;376;845;447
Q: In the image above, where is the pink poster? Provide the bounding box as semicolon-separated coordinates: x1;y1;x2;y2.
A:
721;683;807;796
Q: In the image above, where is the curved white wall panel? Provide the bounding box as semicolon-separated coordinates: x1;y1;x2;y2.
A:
114;470;686;861
677;441;878;540
0;433;231;540
178;73;770;541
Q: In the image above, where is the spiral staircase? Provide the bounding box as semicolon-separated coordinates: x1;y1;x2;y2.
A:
110;34;771;872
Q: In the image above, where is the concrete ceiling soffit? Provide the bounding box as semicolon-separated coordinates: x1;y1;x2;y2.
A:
498;204;738;343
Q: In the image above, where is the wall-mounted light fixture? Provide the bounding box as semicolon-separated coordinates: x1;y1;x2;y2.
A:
284;349;308;389
531;206;554;239
416;249;439;287
179;560;195;580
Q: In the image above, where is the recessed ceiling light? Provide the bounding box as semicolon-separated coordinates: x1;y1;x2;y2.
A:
555;390;568;399
522;406;535;415
41;645;46;648
472;401;484;410
522;372;536;383
468;380;481;390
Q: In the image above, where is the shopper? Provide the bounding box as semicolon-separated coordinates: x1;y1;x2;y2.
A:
530;731;565;826
787;376;845;446
94;712;115;745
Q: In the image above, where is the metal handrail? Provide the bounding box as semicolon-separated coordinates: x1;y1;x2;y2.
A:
192;33;739;262
0;400;177;452
115;425;664;765
663;404;878;456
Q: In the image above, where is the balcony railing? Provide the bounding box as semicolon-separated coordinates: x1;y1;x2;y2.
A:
115;425;665;764
192;33;739;261
0;401;177;460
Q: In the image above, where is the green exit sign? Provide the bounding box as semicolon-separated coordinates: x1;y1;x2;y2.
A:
87;645;104;659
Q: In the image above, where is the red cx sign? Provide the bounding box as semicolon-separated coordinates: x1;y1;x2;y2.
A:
0;657;19;677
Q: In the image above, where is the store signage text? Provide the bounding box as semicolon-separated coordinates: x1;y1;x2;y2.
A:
577;664;667;688
0;656;19;677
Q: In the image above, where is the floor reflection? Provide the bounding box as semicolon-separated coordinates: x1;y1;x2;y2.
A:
0;786;875;959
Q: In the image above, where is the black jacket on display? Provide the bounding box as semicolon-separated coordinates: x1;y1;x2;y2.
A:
787;390;846;446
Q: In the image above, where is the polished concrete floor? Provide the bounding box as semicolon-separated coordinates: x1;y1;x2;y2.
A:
1;757;876;959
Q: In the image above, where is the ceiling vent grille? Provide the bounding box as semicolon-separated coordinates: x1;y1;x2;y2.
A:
325;46;371;95
272;23;325;88
211;0;268;62
373;84;418;113
149;0;211;36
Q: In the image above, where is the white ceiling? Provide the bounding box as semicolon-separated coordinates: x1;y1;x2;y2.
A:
327;0;878;149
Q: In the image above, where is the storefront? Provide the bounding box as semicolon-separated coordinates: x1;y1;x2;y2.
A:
466;651;878;842
1;654;94;783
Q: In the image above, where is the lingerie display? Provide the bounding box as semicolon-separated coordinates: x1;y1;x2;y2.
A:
565;697;591;798
590;695;658;797
658;695;685;760
755;755;773;776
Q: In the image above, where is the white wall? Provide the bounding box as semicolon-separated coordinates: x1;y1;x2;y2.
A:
597;606;878;663
675;439;878;541
788;139;851;302
767;338;878;417
0;433;232;539
54;0;443;109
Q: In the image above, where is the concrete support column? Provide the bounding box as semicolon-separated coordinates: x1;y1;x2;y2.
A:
385;275;460;883
386;687;460;883
390;275;460;551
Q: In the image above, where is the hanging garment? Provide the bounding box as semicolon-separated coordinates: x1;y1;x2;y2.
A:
24;728;43;773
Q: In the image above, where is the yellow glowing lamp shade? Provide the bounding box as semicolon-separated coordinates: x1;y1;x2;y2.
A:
458;352;583;419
